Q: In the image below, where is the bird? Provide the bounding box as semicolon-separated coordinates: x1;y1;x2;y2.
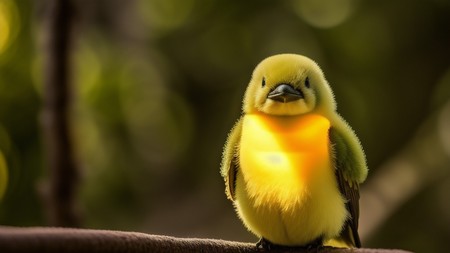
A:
220;54;368;249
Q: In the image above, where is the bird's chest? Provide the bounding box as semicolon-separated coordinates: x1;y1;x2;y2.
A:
239;113;332;204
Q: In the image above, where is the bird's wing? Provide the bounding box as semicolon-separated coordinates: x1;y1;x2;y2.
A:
221;118;243;201
329;126;367;248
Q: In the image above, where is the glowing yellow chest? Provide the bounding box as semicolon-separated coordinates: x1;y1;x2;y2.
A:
236;113;347;245
239;113;332;201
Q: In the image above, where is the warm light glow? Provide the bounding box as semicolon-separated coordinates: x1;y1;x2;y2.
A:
243;113;330;153
240;113;331;189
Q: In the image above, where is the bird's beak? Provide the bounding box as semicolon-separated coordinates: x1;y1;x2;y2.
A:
267;83;303;103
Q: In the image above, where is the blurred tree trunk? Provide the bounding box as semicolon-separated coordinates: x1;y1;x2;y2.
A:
41;0;80;227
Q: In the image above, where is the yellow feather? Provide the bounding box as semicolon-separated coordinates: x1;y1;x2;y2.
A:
324;238;355;248
235;113;347;246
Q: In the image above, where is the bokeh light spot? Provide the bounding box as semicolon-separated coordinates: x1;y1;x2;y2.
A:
438;102;450;157
0;151;7;199
76;41;102;97
139;0;195;34
0;6;9;54
292;0;356;28
0;0;19;56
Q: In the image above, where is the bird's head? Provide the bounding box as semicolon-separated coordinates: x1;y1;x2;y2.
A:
243;54;336;116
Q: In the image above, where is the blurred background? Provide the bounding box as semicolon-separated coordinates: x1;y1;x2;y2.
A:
0;0;450;252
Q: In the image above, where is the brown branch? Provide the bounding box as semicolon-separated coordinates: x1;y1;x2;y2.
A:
0;227;411;253
41;0;80;227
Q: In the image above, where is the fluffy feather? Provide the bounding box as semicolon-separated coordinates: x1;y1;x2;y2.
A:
221;54;368;248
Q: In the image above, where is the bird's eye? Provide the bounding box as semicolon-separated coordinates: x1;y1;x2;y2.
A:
262;77;266;87
305;77;310;88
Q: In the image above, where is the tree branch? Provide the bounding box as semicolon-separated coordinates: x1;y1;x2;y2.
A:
0;227;411;253
41;0;80;226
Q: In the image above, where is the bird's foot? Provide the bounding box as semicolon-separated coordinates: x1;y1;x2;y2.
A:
256;237;324;251
304;237;324;252
256;238;276;251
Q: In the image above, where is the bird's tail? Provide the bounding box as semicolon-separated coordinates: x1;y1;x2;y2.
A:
323;224;360;248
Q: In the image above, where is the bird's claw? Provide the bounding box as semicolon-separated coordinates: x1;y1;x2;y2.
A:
256;238;275;251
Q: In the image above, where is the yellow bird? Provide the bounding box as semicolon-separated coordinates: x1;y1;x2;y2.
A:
221;54;368;248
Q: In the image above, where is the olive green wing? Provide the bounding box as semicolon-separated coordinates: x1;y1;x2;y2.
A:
334;161;361;247
329;123;368;248
220;117;243;201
